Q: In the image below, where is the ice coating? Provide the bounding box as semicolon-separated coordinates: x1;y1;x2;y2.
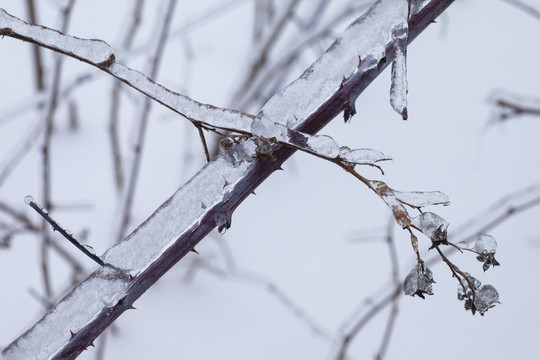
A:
3;268;127;360
109;63;257;133
370;180;411;228
0;9;114;65
102;155;250;273
457;275;499;315
260;0;411;127
473;234;497;254
306;134;340;159
389;23;409;120
472;234;500;271
411;212;449;242
474;285;499;315
403;267;434;298
1;1;447;356
457;274;481;301
394;190;450;208
339;147;391;165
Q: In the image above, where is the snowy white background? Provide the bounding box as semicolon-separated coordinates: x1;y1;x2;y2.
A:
1;0;540;359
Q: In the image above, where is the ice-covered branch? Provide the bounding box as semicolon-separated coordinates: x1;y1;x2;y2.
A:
1;1;454;358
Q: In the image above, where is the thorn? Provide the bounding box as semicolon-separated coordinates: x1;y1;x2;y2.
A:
339;76;347;89
191;248;199;254
251;191;257;195
70;330;77;339
129;274;135;281
343;101;357;123
129;305;137;310
357;55;362;67
276;166;284;171
431;19;437;24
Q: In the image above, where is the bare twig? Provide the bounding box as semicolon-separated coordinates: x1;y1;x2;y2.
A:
115;0;178;241
26;197;105;267
109;0;145;192
39;0;77;303
25;0;45;91
187;257;333;341
500;0;540;20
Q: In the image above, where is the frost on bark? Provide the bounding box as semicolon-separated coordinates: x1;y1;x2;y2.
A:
0;1;456;359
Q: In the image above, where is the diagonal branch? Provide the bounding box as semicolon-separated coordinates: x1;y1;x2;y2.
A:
0;1;454;359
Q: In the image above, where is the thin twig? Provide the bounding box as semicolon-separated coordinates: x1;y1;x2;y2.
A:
188;257;333;341
196;123;211;163
115;0;178;241
25;0;45;91
39;0;77;303
26;197;105;267
500;0;540;20
108;0;145;192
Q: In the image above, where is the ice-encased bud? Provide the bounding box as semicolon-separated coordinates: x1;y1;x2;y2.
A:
458;274;499;315
474;285;499;315
403;267;434;299
411;212;448;243
24;195;34;205
457;273;481;301
473;234;500;271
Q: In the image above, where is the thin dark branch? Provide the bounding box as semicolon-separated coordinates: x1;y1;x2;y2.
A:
108;0;145;192
39;0;77;303
196;123;211;163
25;0;45;91
115;0;178;242
26;197;105;267
500;0;540;20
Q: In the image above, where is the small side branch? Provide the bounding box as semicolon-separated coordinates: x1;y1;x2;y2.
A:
25;196;105;267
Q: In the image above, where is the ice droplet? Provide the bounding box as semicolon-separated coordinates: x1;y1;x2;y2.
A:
411;212;448;242
214;212;231;235
24;195;34;205
403;267;434;299
473;234;497;254
473;234;500;271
